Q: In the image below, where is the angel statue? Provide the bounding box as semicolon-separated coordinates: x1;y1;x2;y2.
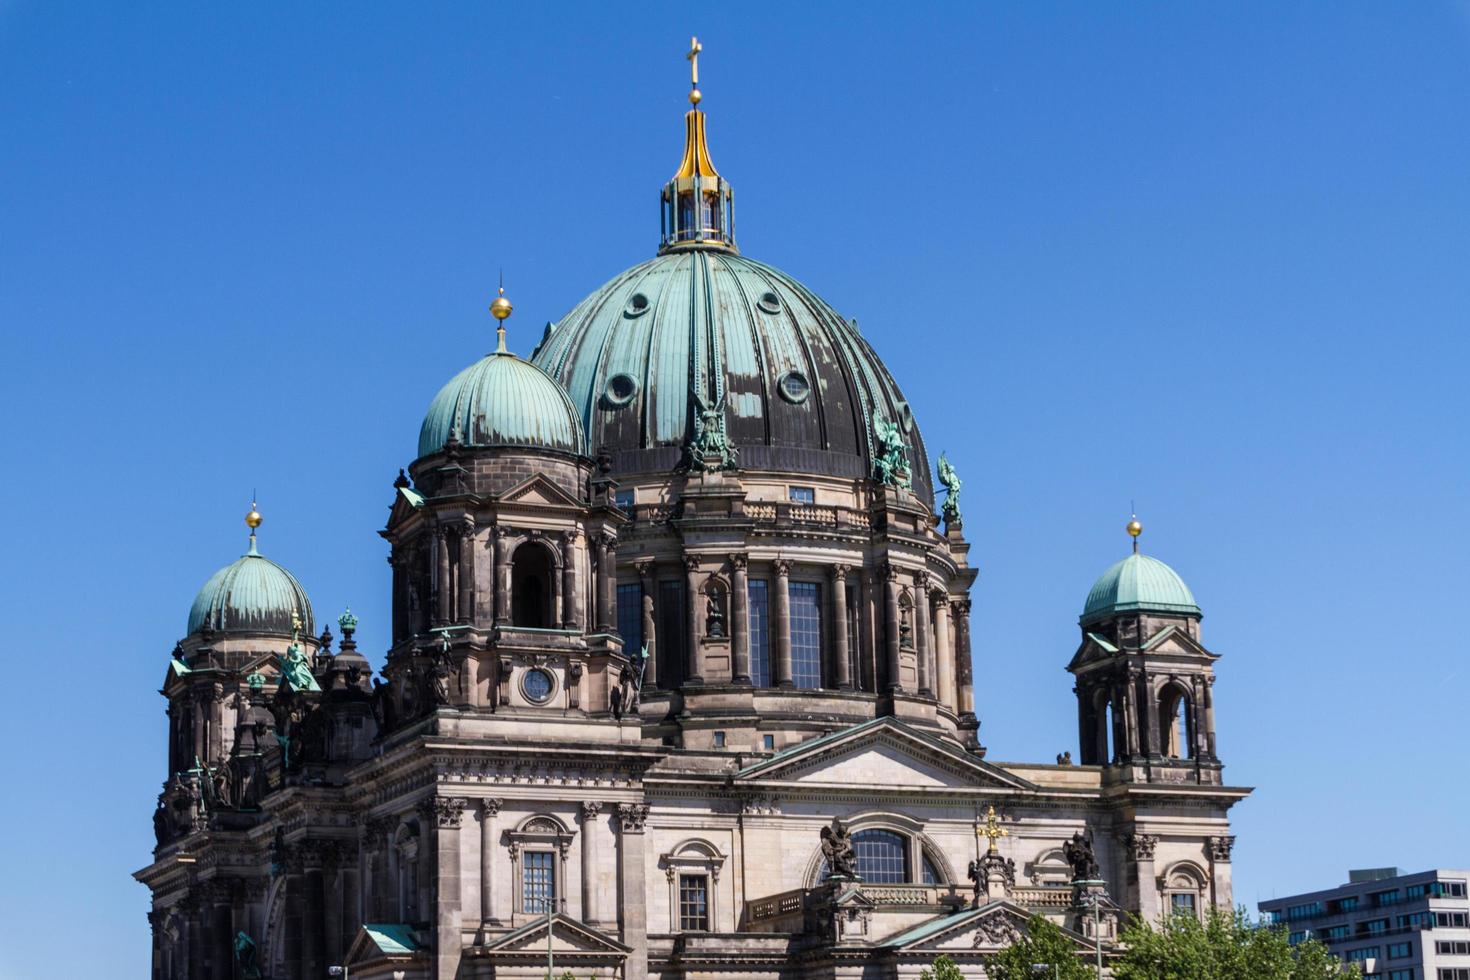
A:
820;817;859;880
687;390;738;471
937;452;962;526
873;417;912;490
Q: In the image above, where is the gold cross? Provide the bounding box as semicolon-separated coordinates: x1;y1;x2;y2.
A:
687;36;702;87
978;805;1008;854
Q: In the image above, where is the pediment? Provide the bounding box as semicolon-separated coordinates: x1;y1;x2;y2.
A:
387;486;427;527
500;473;584;509
1141;624;1214;659
344;923;427;969
735;718;1035;792
482;914;630;958
884;901;1089;954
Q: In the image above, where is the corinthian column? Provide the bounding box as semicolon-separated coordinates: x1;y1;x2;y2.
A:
883;563;902;693
479;799;502;928
772;560;792;687
580;801;602;926
730;555;751;684
933;591;955;710
561;531;579;629
914;575;933;697
832;564;851;689
953;599;975;719
616;804;651;980
458;520;476;626
684;556;703;683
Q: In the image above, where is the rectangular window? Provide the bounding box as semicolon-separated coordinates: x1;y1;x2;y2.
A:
1407;884;1428;900
1372;889;1403;907
1387;942;1412;958
1439;970;1470;980
790;581;823;689
1438;941;1470;955
614;489;635;511
658;580;686;687
1347;946;1381;962
1285;902;1324;921
523;851;556;914
1171;893;1197;915
1325;925;1351;941
1289;931;1306;946
748;579;771;686
617;583;643;653
679;874;709;931
712;731;726;748
788;486;815;504
1387;971;1415;980
1340;896;1360;912
1365;918;1391;934
1437;912;1470;928
763;734;775;751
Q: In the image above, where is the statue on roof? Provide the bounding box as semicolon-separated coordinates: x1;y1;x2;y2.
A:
687;390;738;472
1063;831;1101;882
873;417;912;490
937;452;962;525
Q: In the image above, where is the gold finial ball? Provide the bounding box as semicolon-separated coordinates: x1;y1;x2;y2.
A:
490;292;512;321
689;87;702;106
1126;518;1143;538
245;504;263;529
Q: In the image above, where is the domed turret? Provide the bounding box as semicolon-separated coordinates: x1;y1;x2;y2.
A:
418;288;587;460
187;510;314;637
1080;553;1200;626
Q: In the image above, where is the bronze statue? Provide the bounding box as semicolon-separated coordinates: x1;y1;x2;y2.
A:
873;417;912;490
1063;831;1101;882
820;817;859;879
937;452;962;525
706;593;726;638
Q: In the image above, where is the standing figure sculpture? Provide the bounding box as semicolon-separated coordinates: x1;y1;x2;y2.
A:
820;817;859;880
1063;830;1102;882
937;452;962;525
873;417;912;490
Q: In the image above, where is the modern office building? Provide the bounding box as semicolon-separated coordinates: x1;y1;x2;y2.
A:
1261;868;1470;980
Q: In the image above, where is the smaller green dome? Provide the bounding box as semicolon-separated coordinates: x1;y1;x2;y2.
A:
418;349;586;459
1081;553;1200;625
187;538;315;637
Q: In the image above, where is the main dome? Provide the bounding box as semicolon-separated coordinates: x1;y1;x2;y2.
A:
530;248;932;501
187;538;315;637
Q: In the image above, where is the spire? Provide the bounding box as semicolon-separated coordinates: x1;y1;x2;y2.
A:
245;498;262;555
660;37;736;253
490;273;513;354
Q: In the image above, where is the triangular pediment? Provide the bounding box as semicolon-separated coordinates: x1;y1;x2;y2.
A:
735;718;1035;792
482;914;630;958
344;923;427;971
500;473;584;509
884;901;1093;954
387;486;427;527
1141;624;1214;659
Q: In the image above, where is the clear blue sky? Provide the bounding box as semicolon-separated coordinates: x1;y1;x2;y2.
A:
2;3;1468;975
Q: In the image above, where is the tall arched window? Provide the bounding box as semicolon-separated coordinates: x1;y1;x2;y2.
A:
512;544;554;628
852;829;909;883
1160;684;1194;759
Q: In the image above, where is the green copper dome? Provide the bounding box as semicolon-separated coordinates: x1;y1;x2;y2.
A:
187;538;315;637
1081;553;1200;625
531;248;931;501
418;346;587;459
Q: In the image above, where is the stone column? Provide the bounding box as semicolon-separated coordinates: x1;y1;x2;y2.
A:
1121;673;1139;760
1208;836;1235;909
479;799;503;928
730;555;751;684
594;535;613;632
933;592;954;709
637;561;658;689
580;801;602;926
860;571;877;693
434;526;451;625
914;575;933;697
1122;833;1160;922
616;803;651;980
494;527;511;626
1203;676;1218;760
458;521;476;626
953;599;974;718
684;556;703;683
1143;673;1162;759
772;559;793;687
561;531;580;629
429;798;467;980
883;563;902;693
831;564;851;689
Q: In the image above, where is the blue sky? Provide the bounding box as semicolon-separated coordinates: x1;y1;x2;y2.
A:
2;3;1468;974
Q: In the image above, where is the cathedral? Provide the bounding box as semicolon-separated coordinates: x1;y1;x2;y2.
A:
136;42;1249;980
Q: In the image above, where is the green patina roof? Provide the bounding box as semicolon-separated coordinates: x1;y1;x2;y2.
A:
187;538;315;637
418;348;587;459
1081;552;1200;625
361;923;422;955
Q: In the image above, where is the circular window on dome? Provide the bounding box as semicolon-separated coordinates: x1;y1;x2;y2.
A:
521;667;555;705
624;292;651;318
604;373;639;407
757;291;782;315
778;371;811;404
898;401;914;433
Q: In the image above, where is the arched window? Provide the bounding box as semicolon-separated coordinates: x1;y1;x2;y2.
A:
512;544;554;628
853;829;909;883
1159;684;1194;759
921;853;942;885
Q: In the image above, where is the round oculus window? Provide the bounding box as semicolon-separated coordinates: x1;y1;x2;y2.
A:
898;401;914;433
777;371;811;404
757;291;782;315
521;668;555;705
624;292;650;318
605;373;639;407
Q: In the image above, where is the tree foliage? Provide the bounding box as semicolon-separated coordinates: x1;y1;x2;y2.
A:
1113;907;1356;980
918;954;967;980
983;916;1093;980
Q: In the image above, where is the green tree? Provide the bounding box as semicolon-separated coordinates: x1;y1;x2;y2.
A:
983;916;1092;980
1113;907;1356;980
918;954;966;980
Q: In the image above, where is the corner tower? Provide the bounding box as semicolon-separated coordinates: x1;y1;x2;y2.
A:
1067;519;1224;784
